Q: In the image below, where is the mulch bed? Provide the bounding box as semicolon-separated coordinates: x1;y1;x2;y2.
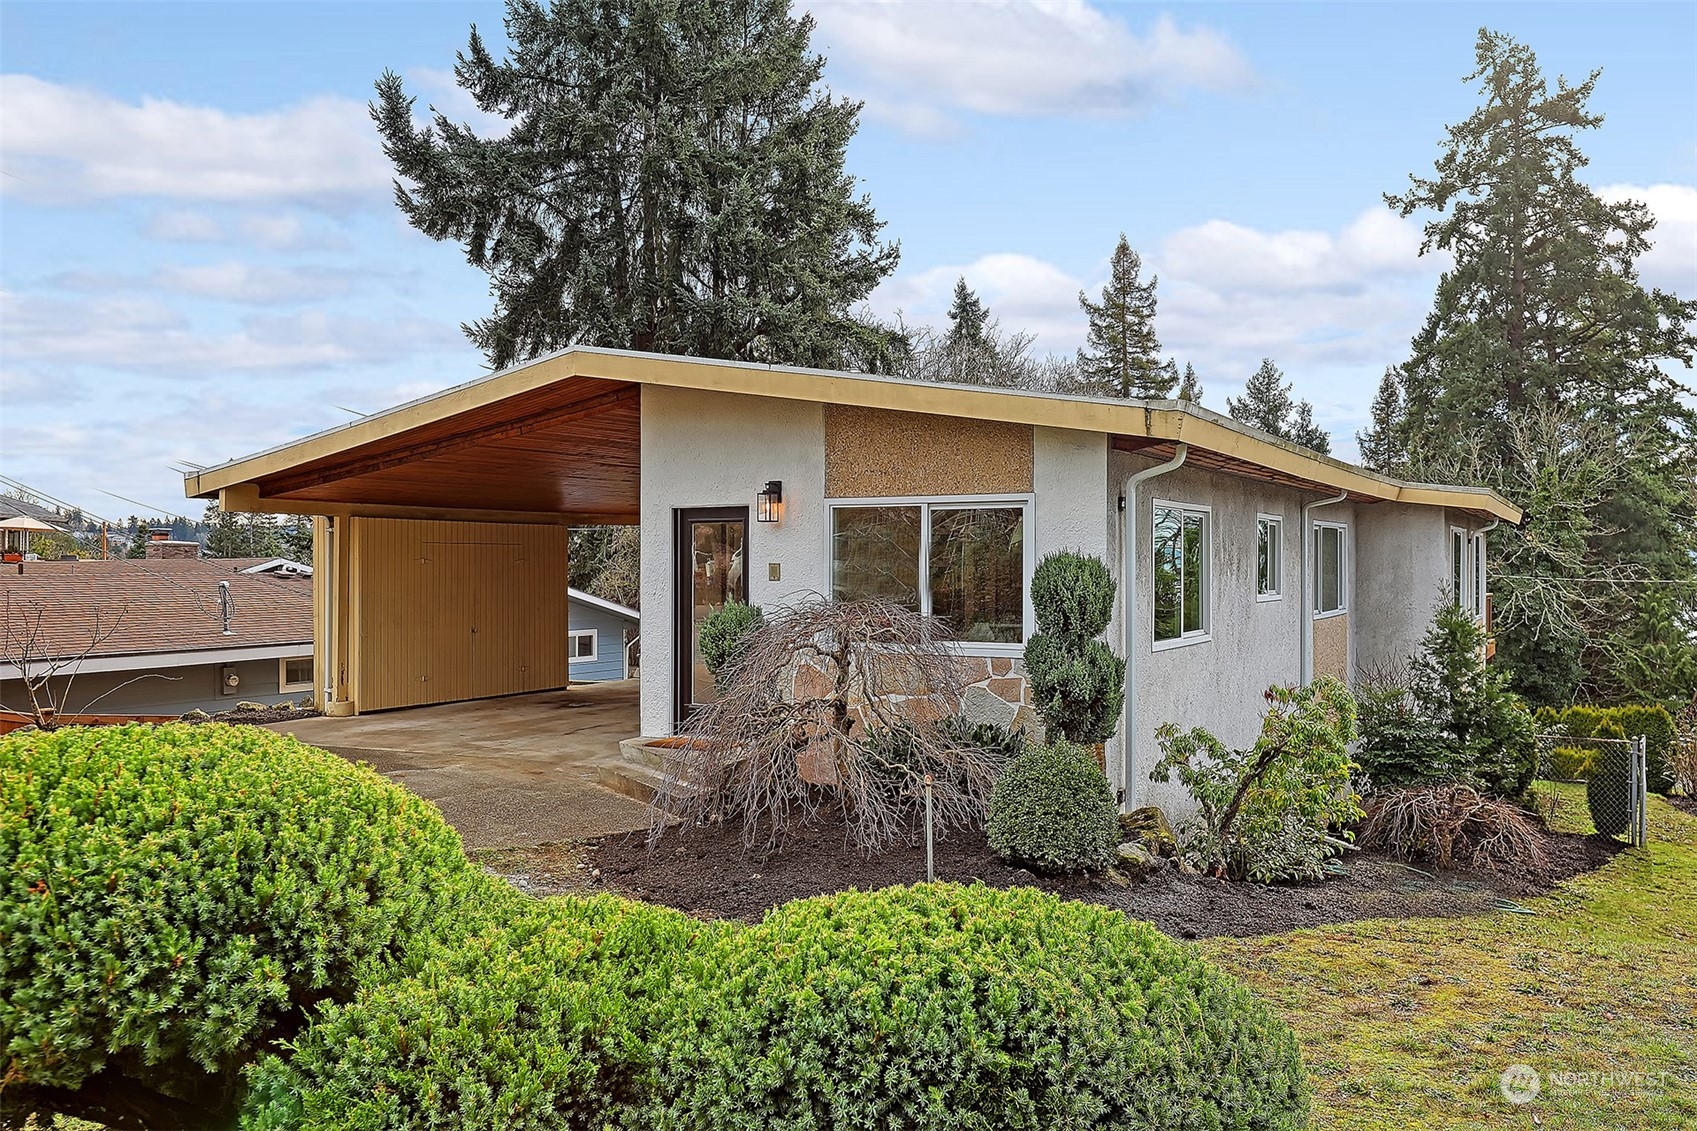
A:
1668;794;1697;818
187;704;320;726
584;814;1622;939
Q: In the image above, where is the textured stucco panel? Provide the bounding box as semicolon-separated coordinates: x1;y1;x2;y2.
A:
1312;613;1349;681
1353;503;1449;674
823;404;1033;497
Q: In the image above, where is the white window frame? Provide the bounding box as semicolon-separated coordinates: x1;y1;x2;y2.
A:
825;494;1034;657
1152;499;1213;652
278;655;314;693
1256;513;1283;602
569;629;599;664
1313;520;1348;619
1471;531;1487;619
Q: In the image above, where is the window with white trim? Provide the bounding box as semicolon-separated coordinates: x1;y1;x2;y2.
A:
1153;502;1210;644
1257;514;1283;600
279;656;314;692
1314;522;1347;616
829;498;1028;645
569;629;598;662
1450;527;1467;610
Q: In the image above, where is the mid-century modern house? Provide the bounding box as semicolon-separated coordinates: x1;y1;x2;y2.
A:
0;552;315;724
566;587;640;682
182;348;1518;811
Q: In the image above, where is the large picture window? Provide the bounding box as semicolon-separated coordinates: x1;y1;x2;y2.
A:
1257;514;1282;600
830;499;1027;645
1153;502;1210;645
1314;522;1346;616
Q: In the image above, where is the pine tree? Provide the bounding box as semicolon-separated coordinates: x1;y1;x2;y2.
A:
943;278;995;384
1387;28;1697;701
1226;359;1294;434
1075;235;1169;398
1176;362;1203;404
1289;401;1332;456
1357;367;1405;472
1226;358;1330;454
371;0;900;372
204;503;280;560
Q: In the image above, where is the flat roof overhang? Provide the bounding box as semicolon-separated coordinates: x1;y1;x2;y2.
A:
186;346;1521;525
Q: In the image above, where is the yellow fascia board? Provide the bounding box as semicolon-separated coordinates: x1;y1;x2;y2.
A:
185;346;1521;523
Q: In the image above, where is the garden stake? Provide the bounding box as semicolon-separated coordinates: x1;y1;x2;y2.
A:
924;773;935;883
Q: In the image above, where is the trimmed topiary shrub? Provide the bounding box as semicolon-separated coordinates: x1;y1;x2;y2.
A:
697;599;764;677
1536;703;1677;794
242;895;723;1131
648;883;1311;1131
1585;721;1633;839
986;740;1119;873
1024;552;1125;744
0;723;489;1128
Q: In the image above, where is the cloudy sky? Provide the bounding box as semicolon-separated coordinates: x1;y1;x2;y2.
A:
2;1;1694;519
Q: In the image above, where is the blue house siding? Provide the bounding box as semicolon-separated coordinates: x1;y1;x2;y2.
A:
568;597;635;682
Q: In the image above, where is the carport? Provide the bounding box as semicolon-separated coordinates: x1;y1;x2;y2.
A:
186;364;644;717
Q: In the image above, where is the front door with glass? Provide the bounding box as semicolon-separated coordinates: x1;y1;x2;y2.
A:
673;507;748;725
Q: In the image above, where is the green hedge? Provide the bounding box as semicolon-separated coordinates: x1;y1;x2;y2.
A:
1535;704;1675;793
243;895;722;1130
0;723;487;1122
649;884;1310;1131
986;740;1120;873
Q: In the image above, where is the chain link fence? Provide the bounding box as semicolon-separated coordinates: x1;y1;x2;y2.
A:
1534;731;1649;847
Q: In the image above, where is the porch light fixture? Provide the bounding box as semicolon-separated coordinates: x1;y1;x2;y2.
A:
757;480;783;523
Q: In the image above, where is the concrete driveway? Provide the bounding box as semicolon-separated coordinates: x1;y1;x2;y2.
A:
265;680;652;849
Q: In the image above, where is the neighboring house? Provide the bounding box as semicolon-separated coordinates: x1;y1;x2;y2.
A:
568;587;639;681
0;550;314;722
182;347;1518;812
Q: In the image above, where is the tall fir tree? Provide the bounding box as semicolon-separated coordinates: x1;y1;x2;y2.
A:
1176;362;1203;404
1387;28;1697;702
943;278;994;384
371;0;900;372
1075;235;1170;397
1225;358;1332;454
1356;367;1405;472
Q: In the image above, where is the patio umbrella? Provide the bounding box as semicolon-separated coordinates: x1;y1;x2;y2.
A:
0;514;65;555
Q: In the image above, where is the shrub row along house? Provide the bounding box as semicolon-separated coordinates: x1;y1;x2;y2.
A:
182;348;1518;812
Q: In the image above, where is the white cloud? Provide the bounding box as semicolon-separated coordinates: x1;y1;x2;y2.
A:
872;251;1084;345
1;291;460;374
809;2;1252;135
48;262;362;306
0;74;389;204
1598;183;1697;295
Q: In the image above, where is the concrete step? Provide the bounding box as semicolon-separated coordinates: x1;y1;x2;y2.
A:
597;759;668;804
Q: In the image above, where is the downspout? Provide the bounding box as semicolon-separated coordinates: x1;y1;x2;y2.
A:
1299;490;1349;685
1120;443;1188;809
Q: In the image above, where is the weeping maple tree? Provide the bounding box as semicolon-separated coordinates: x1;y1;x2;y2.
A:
371;0;901;371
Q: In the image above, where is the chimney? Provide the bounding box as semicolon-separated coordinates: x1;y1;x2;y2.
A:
146;539;202;560
149;527;172;541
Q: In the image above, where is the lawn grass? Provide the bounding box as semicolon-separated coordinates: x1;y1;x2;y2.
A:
1201;785;1697;1130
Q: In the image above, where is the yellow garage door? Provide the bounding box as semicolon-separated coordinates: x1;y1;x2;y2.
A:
348;518;570;711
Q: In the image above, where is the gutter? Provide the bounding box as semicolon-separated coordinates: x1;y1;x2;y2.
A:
1299;490;1349;685
1119;443;1188;810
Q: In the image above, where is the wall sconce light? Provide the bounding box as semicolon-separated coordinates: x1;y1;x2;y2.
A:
757;480;783;523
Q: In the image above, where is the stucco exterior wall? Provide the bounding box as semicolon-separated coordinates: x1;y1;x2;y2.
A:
3;655;306;718
1353;503;1450;675
639;392;1109;736
1109;450;1354;812
640;385;830;734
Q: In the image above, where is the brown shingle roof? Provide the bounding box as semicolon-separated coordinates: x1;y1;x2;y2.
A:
0;558;312;662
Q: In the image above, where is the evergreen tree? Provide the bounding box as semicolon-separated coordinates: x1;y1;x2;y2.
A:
1075;235;1169;398
123;516;148;559
1289;401;1332;456
942;278;998;384
1227;358;1294;433
371;0;900;372
204;503;280;560
1176;362;1203;404
1387;29;1697;700
1357;367;1405;472
1226;358;1332;454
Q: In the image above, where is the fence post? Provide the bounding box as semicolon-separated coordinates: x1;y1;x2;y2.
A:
1637;735;1649;848
924;773;935;883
